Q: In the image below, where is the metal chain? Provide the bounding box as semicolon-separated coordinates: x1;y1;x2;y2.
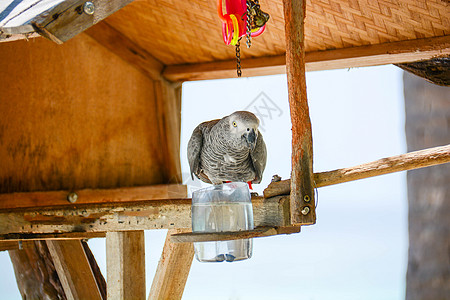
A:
235;39;242;77
246;0;252;48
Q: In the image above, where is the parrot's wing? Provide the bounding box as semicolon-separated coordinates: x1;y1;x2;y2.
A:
250;131;267;184
187;124;204;180
187;120;220;182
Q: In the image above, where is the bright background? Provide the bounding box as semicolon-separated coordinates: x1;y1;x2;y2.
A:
0;65;408;299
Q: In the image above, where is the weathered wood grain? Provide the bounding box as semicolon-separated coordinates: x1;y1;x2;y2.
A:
0;184;187;210
9;241;67;299
0;196;290;240
0;35;169;194
85;21;164;81
264;144;450;198
170;226;301;243
149;229;194;300
283;0;315;225
106;231;145;300
47;240;103;300
30;0;135;44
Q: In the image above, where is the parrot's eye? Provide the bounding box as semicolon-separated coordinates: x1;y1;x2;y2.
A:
232;121;237;127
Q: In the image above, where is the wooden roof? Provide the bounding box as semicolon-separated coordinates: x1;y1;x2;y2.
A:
105;0;449;65
1;0;449;81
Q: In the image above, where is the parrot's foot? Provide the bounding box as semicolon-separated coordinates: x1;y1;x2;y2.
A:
215;254;226;262
225;254;236;262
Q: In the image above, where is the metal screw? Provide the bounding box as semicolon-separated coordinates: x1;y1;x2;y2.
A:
83;2;95;15
301;206;310;215
67;192;78;203
304;195;310;202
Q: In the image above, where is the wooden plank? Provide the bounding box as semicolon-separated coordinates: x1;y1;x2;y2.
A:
2;232;105;241
82;241;107;300
283;0;315;225
148;229;194;300
0;196;290;240
0;240;32;251
154;80;183;184
47;240;103;300
0;184;187;210
170;226;301;243
106;231;145;300
162;36;450;82
30;0;135;44
85;21;164;81
264;144;450;198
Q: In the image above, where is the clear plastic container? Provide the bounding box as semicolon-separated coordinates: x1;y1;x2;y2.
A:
192;182;254;262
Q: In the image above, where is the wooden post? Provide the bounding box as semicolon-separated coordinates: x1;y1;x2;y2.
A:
46;240;103;300
149;229;194;300
106;231;146;300
282;0;315;225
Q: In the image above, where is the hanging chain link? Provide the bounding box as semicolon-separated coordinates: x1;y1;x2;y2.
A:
246;0;252;48
235;39;242;77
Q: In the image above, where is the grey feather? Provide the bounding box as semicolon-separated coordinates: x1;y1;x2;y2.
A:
187;111;267;185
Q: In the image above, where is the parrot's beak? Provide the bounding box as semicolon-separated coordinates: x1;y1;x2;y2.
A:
245;128;257;150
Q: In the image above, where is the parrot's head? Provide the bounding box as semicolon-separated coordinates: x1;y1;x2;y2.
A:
228;111;260;150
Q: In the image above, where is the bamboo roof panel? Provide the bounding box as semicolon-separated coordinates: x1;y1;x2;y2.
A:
103;0;450;65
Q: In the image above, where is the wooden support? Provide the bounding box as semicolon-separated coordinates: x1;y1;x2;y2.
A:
0;241;32;251
9;241;66;299
0;196;290;240
149;229;194;300
85;21;164;81
106;231;146;300
154;80;183;184
264;144;450;198
0;184;187;210
30;0;135;44
46;240;103;300
283;0;315;225
162;36;450;82
170;226;301;243
82;241;107;300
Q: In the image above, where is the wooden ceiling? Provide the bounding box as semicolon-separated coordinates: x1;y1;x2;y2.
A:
104;0;449;65
1;0;449;81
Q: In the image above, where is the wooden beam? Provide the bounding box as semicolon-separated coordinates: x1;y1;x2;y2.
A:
148;229;194;300
154;80;183;183
0;196;290;240
85;21;164;81
283;0;315;225
106;231;146;300
30;0;135;44
82;241;107;300
3;232;105;242
0;240;32;251
162;36;450;82
47;240;103;300
170;226;301;243
0;184;187;210
264;144;450;198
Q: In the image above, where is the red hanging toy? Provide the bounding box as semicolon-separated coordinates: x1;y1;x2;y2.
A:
218;0;269;46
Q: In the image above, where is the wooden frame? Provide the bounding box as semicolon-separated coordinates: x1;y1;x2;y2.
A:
1;144;448;240
162;36;450;82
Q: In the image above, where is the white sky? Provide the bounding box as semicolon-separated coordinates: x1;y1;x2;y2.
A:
0;65;408;300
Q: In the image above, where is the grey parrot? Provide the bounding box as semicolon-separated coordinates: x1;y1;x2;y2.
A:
187;111;267;186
